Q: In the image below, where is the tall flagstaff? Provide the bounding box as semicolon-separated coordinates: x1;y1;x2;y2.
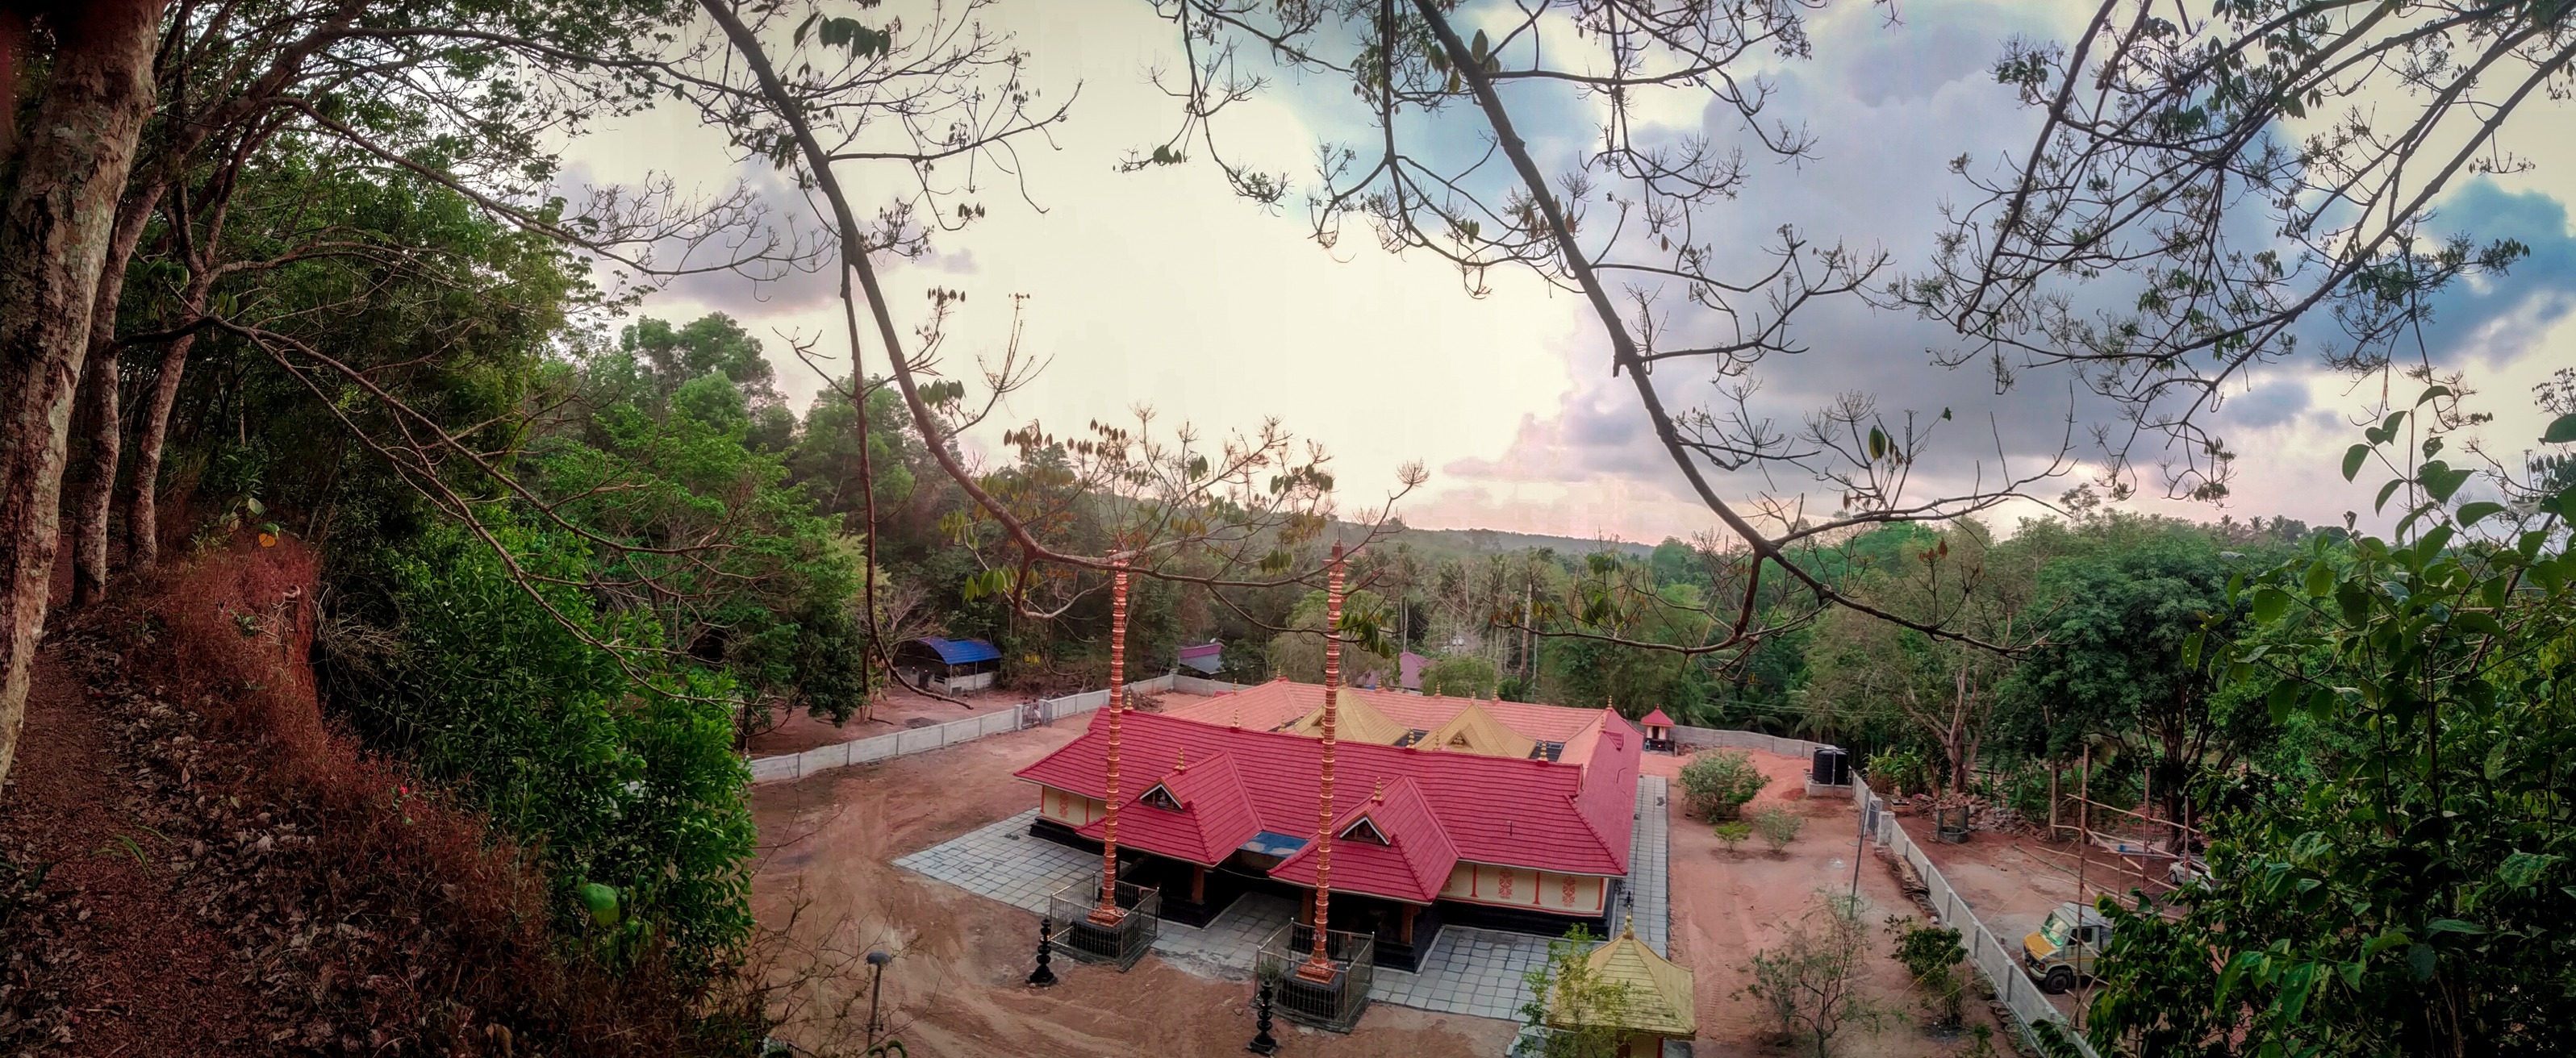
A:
1090;554;1131;925
1297;541;1347;981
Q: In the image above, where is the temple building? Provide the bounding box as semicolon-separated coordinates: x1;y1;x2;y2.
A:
1016;678;1642;970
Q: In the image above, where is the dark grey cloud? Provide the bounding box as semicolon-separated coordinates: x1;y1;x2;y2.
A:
1442;1;2117;510
2221;377;2312;430
2424;178;2576;364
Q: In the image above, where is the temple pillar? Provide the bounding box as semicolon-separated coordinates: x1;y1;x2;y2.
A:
1400;905;1417;943
1191;864;1207;904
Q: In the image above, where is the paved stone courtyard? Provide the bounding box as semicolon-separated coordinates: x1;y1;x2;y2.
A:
892;775;1672;1023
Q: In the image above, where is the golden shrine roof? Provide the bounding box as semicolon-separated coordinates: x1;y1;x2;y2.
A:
1547;923;1697;1039
1282;694;1413;747
1421;701;1538;759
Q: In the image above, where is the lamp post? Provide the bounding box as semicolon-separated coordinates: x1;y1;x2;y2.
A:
1246;978;1280;1055
865;950;891;1050
1028;920;1058;988
1296;541;1346;984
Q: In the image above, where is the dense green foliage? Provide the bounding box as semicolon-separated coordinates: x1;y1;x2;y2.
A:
1419;653;1499;698
330;520;755;964
2084;395;2576;1056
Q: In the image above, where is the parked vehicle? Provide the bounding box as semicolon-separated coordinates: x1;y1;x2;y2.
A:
2166;853;2211;889
2023;902;2112;994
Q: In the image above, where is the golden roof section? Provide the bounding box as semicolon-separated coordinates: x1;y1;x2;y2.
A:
1283;693;1412;747
1422;701;1537;759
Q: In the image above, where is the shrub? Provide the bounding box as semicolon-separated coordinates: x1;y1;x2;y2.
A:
1515;924;1633;1058
1885;915;1968;1027
1739;892;1885;1056
1714;821;1753;853
1678;749;1770;820
1753;805;1805;853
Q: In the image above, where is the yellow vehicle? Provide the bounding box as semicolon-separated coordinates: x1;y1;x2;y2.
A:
2022;902;2111;994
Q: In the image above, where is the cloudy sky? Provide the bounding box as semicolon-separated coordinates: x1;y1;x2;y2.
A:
562;0;2576;544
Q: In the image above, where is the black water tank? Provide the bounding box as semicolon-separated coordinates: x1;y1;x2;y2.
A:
1811;746;1850;785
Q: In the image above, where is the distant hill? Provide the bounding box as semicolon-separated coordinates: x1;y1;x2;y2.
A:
1332;522;1656;562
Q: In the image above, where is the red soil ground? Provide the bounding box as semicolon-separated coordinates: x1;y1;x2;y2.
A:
1648;749;2013;1056
753;727;2015;1056
747;686;1216;757
748;719;1517;1057
0;643;268;1056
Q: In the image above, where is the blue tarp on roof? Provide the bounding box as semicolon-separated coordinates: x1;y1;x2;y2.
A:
912;636;1000;665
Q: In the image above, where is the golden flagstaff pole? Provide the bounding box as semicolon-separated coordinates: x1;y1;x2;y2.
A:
1297;542;1347;982
1090;554;1132;925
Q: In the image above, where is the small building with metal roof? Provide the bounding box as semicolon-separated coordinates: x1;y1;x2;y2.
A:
896;636;1002;693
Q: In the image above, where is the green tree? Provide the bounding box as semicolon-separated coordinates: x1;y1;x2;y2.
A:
1267;588;1396;686
1419;653;1498;698
1741;892;1884;1056
2085;388;2576;1056
327;518;755;968
2006;523;2277;838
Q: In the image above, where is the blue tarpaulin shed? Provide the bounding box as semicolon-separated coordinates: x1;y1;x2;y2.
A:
912;637;1001;664
898;636;1002;692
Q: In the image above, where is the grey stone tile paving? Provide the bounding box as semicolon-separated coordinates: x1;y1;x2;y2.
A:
889;777;1675;1026
891;808;1092;915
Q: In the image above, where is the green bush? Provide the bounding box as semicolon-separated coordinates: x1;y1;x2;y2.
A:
324;519;755;971
1752;805;1805;854
1679;749;1771;820
1885;916;1967;1027
1714;821;1753;853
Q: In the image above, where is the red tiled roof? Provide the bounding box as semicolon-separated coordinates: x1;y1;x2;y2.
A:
1639;708;1674;727
1072;750;1263;866
1271;777;1458;904
1017;708;1638;902
1163;681;1610;743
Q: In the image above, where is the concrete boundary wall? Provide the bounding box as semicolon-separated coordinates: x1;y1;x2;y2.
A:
749;674;1191;785
1859;781;2101;1058
1664;724;2098;1056
1668;724;1835;760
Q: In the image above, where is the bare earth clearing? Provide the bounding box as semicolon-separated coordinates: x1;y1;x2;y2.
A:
1650;752;2010;1056
754;723;2020;1056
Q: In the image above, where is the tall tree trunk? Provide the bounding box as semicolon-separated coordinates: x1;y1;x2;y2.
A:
127;326;198;573
0;0;167;788
70;185;165;607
